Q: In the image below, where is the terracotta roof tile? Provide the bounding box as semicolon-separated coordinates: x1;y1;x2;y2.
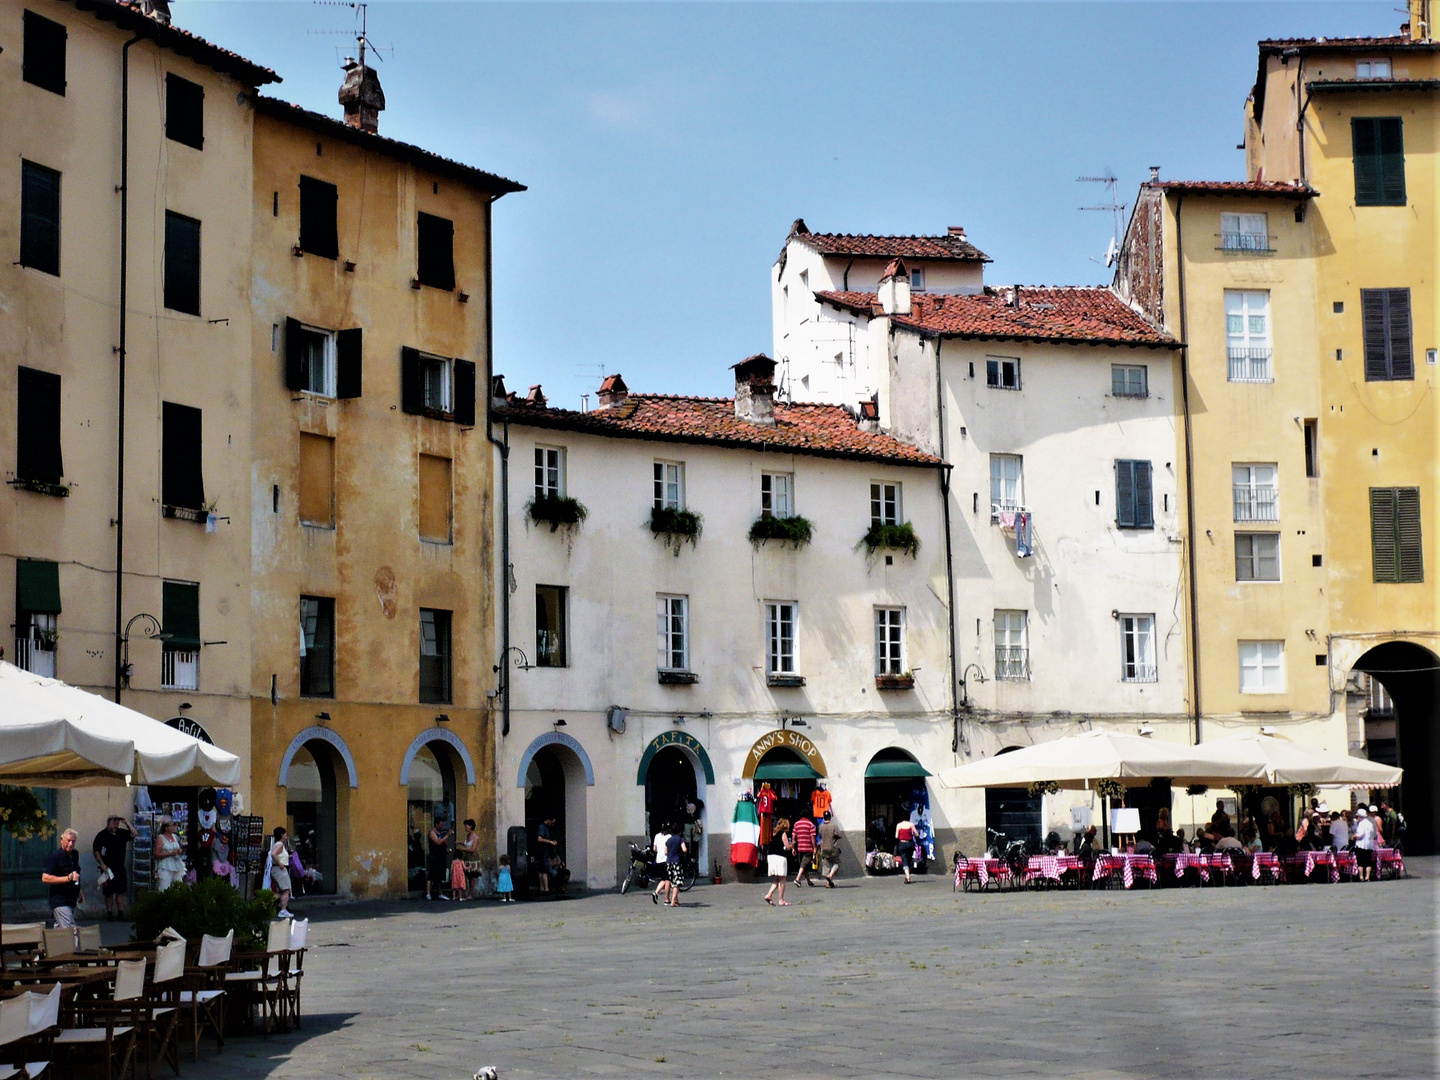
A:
1259;35;1435;50
815;287;1175;348
1150;179;1319;198
796;230;990;263
497;395;943;467
99;1;280;85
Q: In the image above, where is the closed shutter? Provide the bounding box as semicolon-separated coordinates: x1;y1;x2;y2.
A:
298;176;339;259
1133;461;1154;528
16;559;62;614
163;212;201;315
1377;117;1406;204
336;328;363;398
1370;488;1398;582
1353;118;1381;205
20;161;61;276
1361;290;1389;379
416;212;455;290
161;581;201;651
452;358;476;425
17;366;63;484
400;347;422;414
1396;487;1424;582
1116;461;1135;528
22;11;66;96
1385;289;1413;379
1361;289;1413;381
162;402;205;509
284;317;307;391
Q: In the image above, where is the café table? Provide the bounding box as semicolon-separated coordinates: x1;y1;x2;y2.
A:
1091;853;1156;889
1375;847;1405;879
1160;852;1233;885
1284;849;1350;883
1237;851;1284;883
953;856;1006;890
1025;855;1084;887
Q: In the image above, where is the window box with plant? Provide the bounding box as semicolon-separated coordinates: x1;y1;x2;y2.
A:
528;494;589;533
749;514;813;548
861;521;920;557
651;506;702;552
875;672;915;690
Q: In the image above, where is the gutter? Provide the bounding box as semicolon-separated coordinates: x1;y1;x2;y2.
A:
933;338;961;755
482;195;511;738
1174;194;1203;744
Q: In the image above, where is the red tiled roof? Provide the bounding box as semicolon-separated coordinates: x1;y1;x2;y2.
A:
814;287;1175;348
795;231;989;263
1258;35;1436;50
90;1;280;85
496;395;943;467
1151;180;1319;198
1306;77;1440;90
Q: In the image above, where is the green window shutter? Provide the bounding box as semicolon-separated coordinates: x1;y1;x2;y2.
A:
16;559;62;614
20;160;61;276
1396;487;1424;583
1384;288;1413;379
1370;488;1398;582
1134;461;1153;529
1115;460;1134;527
1353;118;1381;205
1377;117;1406;205
162;581;201;651
163;211;201;315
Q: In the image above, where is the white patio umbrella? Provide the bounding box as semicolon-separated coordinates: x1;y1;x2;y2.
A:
1199;734;1402;789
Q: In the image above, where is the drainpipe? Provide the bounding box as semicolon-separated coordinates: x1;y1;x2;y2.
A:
1174;195;1203;744
934;337;962;754
842;257;854;292
482;195;511;737
114;34;144;704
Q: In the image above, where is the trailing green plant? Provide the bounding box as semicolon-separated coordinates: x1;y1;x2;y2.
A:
1287;782;1318;799
1228;784;1261;800
526;494;589;533
1093;778;1126;800
650;506;702;554
130;875;277;950
1027;780;1061;798
748;514;814;549
1186;784;1209;797
0;787;53;842
859;521;920;558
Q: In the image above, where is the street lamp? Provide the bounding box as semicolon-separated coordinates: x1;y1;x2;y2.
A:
119;613;170;690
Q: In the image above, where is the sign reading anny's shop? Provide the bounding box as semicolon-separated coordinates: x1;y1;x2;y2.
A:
743;728;828;778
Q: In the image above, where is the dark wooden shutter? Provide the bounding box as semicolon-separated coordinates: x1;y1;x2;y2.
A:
1134;461;1154;529
22;11;66;96
298;176;339;259
400;347;423;414
163;212;201;315
1377;117;1406;205
416;212;455;290
1396;487;1424;582
1115;461;1136;528
17;366;63;484
337;328;363;398
161;581;201;650
1370;488;1398;582
1353;118;1381;205
1362;289;1413;381
1361;290;1389;380
1385;288;1413;379
162;402;205;510
20;161;61;276
453;359;476;425
284;317;307;391
165;73;204;150
16;559;62;615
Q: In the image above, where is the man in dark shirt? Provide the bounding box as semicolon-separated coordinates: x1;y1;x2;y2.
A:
41;828;83;928
92;816;135;921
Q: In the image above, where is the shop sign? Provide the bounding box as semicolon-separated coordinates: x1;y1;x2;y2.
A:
743;728;827;779
165;716;214;745
636;731;716;785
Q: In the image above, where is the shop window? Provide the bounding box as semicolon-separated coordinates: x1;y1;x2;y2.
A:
761;473;793;519
419;608;452;704
656;594;689;672
416;211;455;290
1235;533;1281;582
161;581;200;690
654;461;684;510
299;596;335;697
22;11;66;95
165;73;204;149
16;366;63;486
1352;117;1405;206
161;402;205;512
1370;487;1423;583
1115;460;1154;529
299;175;338;259
20;160;61;276
536;585;568;667
418;454;453;543
766;601;797;676
1119;614;1157;682
298;433;335;528
163;211;201;315
14;559;60;678
870;481;901;527
874;607;905;676
1361;288;1414;381
1238;640;1284;694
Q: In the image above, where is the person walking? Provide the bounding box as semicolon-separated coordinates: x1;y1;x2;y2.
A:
1353;806;1379;881
792;814;817;888
153;818;187;891
763;818;793;906
41;828;83;929
895;817;917;883
663;826;686;908
818;811;844;888
650;822;671;905
91;815;134;921
269;826;294;917
427;817;453;900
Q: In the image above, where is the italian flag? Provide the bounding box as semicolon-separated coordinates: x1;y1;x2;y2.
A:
729;797;761;867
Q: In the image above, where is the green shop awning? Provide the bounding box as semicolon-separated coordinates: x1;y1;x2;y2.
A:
162;581;201;651
753;761;823;781
16;559;61;614
865;760;931;780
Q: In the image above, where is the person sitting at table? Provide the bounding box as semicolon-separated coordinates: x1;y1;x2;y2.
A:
1328;811;1350;852
1208;801;1234;838
1267;810;1297;857
1153;809;1183;856
1133;837;1155;856
1214;833;1245;855
1241;826;1263;854
1074;826;1098;861
1191;825;1217;854
1172;828;1189;854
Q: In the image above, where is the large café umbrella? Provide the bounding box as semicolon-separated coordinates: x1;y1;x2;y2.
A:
1200;734;1402;789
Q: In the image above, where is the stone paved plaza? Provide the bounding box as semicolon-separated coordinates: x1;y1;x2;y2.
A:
213;862;1437;1080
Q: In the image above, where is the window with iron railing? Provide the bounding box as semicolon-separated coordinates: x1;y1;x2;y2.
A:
1227;347;1274;382
1233;464;1279;522
1220;212;1269;252
994;610;1029;681
1225;290;1272;382
161;649;199;690
14;612;57;678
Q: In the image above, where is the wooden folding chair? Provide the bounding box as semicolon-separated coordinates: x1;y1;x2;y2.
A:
178;930;231;1058
225;920;291;1034
143;940;185;1076
283;920;308;1030
0;989;53;1079
39;931;75;961
76;927;103;953
55;962;140;1080
2;924;46;973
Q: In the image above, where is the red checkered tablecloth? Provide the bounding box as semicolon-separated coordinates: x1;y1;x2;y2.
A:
954;857;1004;888
1285;850;1350;883
1376;848;1405;877
1245;852;1282;881
1092;854;1156;889
1160;852;1234;883
1025;855;1083;884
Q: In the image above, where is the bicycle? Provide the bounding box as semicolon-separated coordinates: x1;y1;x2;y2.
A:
619;844;698;894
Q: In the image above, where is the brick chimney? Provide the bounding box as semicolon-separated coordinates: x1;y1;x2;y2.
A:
526;385;547;407
732;355;777;426
136;0;171;25
878;258;911;316
597;374;629;409
947;226;966;239
339;58;386;134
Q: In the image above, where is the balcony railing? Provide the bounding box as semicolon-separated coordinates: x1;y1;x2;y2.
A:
1221;231;1271;252
1233;486;1279;522
161;649;199;690
995;645;1030;681
1227;347;1273;382
1123;663;1158;683
14;637;55;678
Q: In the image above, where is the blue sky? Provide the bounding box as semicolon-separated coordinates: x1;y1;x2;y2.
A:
181;1;1397;406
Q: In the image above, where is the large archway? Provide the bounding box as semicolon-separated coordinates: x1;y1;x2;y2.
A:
637;732;713;875
285;742;339;895
864;748;931;873
1352;641;1439;854
518;732;593;888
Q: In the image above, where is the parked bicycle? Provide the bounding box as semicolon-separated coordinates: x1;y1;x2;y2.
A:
619;843;697;894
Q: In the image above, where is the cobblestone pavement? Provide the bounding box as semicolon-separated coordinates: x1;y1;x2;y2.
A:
211;860;1437;1080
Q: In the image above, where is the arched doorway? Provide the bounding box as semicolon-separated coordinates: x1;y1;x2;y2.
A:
518;734;593;889
407;745;456;894
1352;641;1439;854
285;743;338;896
864;748;931;873
645;747;697;835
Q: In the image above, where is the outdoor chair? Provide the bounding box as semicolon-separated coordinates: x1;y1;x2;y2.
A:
225;920;291;1034
2;924;46;972
141;940;185;1076
0;986;53;1079
39;931;75;961
178;931;231;1058
54;961;141;1080
77;927;103;953
283;920;308;1029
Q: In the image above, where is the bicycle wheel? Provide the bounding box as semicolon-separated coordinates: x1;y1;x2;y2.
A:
619;869;633;894
680;861;698;892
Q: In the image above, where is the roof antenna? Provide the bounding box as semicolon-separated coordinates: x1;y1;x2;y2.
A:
1078;172;1127;267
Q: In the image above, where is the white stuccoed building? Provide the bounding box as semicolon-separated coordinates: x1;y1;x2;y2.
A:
774;222;1196;847
491;358;965;888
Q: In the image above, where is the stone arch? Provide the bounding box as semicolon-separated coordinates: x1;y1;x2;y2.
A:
279;726;357;788
635;732;716;786
516;730;595;787
1351;639;1439;855
741;729;828;780
399;728;477;787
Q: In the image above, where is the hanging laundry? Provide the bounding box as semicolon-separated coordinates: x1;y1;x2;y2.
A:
730;796;761;867
1015;511;1033;557
998;509;1017;530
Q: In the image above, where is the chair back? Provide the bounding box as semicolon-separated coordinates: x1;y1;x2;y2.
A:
265;918;291;977
113;958;147;1001
154;939;186;984
197;929;234;968
27;984;61;1035
0;923;45;948
288;918;309;951
0;994;31;1046
77;924;102;951
41;927;76;958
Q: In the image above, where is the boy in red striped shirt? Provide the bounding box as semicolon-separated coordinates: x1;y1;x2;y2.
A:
792;815;818;887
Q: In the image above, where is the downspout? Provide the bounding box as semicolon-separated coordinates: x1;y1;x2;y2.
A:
114;34;143;704
1174;194;1203;744
842;257;854;292
482;195;511;738
934;337;962;754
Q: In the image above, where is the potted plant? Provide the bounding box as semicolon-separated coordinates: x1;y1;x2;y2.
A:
748;514;814;549
526;494;589;534
712;860;723;885
650;506;703;554
859;521;920;558
875;671;916;690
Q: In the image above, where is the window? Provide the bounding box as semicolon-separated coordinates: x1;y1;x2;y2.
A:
1111;364;1148;398
874;607;905;676
1232;464;1278;522
995;610;1029;680
986;356;1020;390
1115;460;1154;529
1239;640;1284;693
1235;533;1281;582
870;481;901;527
416;211;455;290
1220;212;1268;252
1360;288;1413;381
654;461;684;510
1355;58;1392;80
1352;117;1405;206
419;608;452;703
1303;419;1319;478
421;355;453;412
165;73;204;149
161;581;200;690
161;402;205;511
534;446;565;499
656;595;689;672
536;585;568;667
1120;614;1157;682
299;596;335;697
14;559;60;678
19;160;60;276
1225;290;1271;381
909;267;925;292
299;176;338;259
298;433;335;527
761;473;793;519
418;454;453;543
1370;487;1423;583
1366;674;1394;715
400;348;475;424
766;601;797;676
163;211;201;315
22;10;66;95
285;320;360;398
989;455;1023;519
16;367;63;485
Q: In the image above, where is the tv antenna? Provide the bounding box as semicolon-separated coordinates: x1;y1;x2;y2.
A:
310;2;390;68
1078;173;1127;267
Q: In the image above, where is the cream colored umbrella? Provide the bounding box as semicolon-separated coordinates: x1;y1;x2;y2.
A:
1199;734;1402;789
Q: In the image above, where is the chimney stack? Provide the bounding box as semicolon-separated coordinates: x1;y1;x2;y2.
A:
732;355;777;426
339;58;386;134
878;258;911;316
597;374;629;409
137;0;171;25
947;226;967;239
1149;166;1161;183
